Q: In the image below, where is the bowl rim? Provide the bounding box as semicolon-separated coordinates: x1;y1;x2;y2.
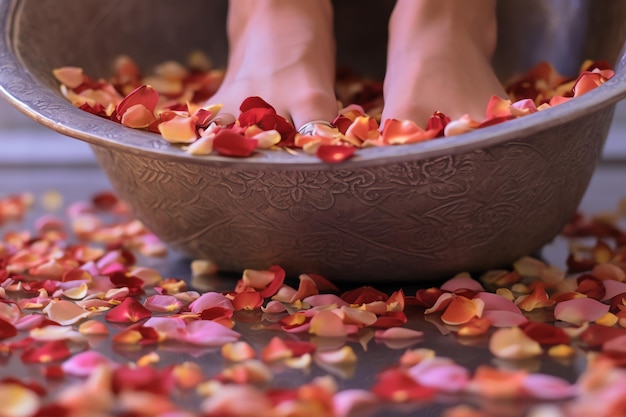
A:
1;0;626;170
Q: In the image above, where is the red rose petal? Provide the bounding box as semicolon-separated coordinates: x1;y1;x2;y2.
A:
105;297;152;323
371;368;437;402
213;130;257;157
21;340;71;364
116;85;159;120
520;322;570;345
0;319;17;340
316;144;356;163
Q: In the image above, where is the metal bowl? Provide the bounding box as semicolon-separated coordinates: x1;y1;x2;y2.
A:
1;0;626;281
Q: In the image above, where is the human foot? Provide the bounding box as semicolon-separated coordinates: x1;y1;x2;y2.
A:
381;0;507;128
209;0;338;130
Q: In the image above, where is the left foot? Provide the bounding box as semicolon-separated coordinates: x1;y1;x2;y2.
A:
381;0;507;128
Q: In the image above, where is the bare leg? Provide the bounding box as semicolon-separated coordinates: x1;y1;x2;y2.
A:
209;0;338;129
381;0;507;127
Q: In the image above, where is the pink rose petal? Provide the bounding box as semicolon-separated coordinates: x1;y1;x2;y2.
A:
374;327;424;340
144;317;187;341
602;280;626;301
408;358;470;393
440;274;485;293
522;373;577;400
188;292;233;314
481;310;528;327
143;295;183;314
185;320;241;346
333;389;379;417
554;298;610;325
43;300;91;325
61;351;117;377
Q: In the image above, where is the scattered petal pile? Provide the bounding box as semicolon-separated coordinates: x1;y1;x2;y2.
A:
1;186;626;416
54;55;614;163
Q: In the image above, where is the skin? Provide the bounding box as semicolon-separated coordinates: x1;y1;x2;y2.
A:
211;0;507;130
209;0;338;129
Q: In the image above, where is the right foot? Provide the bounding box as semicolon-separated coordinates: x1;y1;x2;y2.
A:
208;0;339;130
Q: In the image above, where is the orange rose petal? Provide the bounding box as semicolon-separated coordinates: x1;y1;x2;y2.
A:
222;341;257;362
489;327;542;359
484;96;513;118
345;115;380;142
337;305;378;327
309;310;348;338
380;118;436;145
468;366;527;399
458;318;492;337
53;66;84;89
157;115;198;143
261;336;293;362
314;346;357;366
513;256;548;277
172;361;205;390
515;282;554;311
242;268;276;291
120;104;156;128
78;320;109;336
0;383;41;417
253;129;281;149
231;291;263;311
441;296;484;326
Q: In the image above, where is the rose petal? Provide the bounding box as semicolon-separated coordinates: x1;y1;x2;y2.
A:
232;292;264;311
554;297;610;325
309;310;347;338
408;357;470;393
314;346;357;366
43;300;91;325
515;282;554;311
0;318;17;339
61;351;116;377
117;85;159;118
21;340;72;363
0;383;40;417
602;280;626;301
522;374;577;400
121;104;156;128
371;368;437;402
78;320;109;336
316;144;356;163
213;130;257;157
440;273;485;293
333;389;379;417
520;322;571;345
143;294;183;314
188;292;233;314
53;66;84;89
441;296;484;326
222;341;257;362
185;320;240;346
105;297;152;323
489;327;542;359
374;327;424;340
481;310;528;327
158;115;198;143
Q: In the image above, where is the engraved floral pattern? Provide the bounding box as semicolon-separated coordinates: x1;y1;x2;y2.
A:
89;106;610;281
